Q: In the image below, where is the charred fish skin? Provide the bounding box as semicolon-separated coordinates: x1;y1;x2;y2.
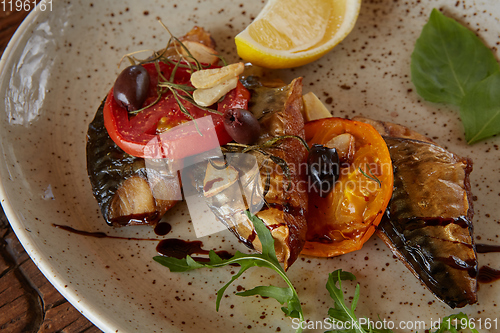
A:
378;137;477;308
86;101;179;226
86;27;216;227
86;101;141;226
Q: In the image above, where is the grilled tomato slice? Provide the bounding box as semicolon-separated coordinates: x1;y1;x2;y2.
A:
302;117;393;257
103;62;250;159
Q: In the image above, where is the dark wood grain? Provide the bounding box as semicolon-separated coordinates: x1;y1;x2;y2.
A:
0;7;101;333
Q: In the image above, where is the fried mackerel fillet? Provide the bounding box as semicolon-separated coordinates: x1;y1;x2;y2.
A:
86;27;215;226
355;117;477;308
87;101;181;226
197;77;309;270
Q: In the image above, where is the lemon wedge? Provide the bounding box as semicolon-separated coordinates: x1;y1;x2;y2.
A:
235;0;361;68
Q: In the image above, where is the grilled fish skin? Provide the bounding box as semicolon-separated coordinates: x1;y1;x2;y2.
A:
355;116;477;308
86;27;215;227
381;137;476;308
86;101;179;226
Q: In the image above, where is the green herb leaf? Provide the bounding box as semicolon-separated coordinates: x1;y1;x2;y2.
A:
325;270;368;333
459;72;500;144
153;210;305;332
325;270;393;333
411;8;499;105
358;164;382;188
245;210;278;260
411;8;500;144
236;285;293;304
153;256;200;272
324;269;478;333
429;312;479;333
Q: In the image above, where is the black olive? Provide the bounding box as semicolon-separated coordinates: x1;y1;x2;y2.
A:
113;65;150;112
307;144;340;198
223;108;261;145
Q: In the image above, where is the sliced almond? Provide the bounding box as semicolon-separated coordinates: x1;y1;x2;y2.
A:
325;133;356;163
302;91;332;122
181;40;219;65
191;62;244;89
203;161;239;197
193;76;238;107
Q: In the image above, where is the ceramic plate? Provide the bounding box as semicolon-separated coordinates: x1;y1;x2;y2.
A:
1;0;499;332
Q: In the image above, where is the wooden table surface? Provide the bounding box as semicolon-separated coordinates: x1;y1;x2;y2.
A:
0;8;101;333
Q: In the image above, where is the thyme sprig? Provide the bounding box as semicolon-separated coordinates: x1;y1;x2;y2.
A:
116;20;227;121
358;164;382;188
224;135;310;154
158;80;223;116
128;91;163;115
221;135;310;194
157;20;204;72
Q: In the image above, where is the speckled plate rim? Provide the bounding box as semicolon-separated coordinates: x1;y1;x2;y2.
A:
1;2;499;332
0;8;116;333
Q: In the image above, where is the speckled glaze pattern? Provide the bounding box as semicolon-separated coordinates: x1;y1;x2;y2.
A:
0;1;499;332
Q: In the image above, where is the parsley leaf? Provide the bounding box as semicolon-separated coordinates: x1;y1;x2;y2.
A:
153;210;305;332
411;8;500;144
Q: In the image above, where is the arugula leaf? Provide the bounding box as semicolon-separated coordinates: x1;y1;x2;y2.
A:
325;269;392;333
153;210;305;332
430;312;479;333
460;72;500;144
411;8;500;143
324;270;478;333
411;8;499;105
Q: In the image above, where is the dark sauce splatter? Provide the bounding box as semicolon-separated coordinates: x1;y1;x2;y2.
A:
203;177;223;193
435;256;477;278
156;239;207;258
52;223;158;241
154;222;172;236
156;238;233;261
476;243;500;253
247;229;257;243
477;266;500;284
475;244;500;284
52;223;233;261
109;212;160;226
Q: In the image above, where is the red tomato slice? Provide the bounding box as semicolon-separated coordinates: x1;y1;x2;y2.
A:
103;62;250;159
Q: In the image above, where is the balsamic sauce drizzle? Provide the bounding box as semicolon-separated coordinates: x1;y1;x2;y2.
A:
156;238;232;260
52;225;500;283
52;223;159;241
475;243;500;284
477;266;500;284
52;222;233;260
476;243;500;254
